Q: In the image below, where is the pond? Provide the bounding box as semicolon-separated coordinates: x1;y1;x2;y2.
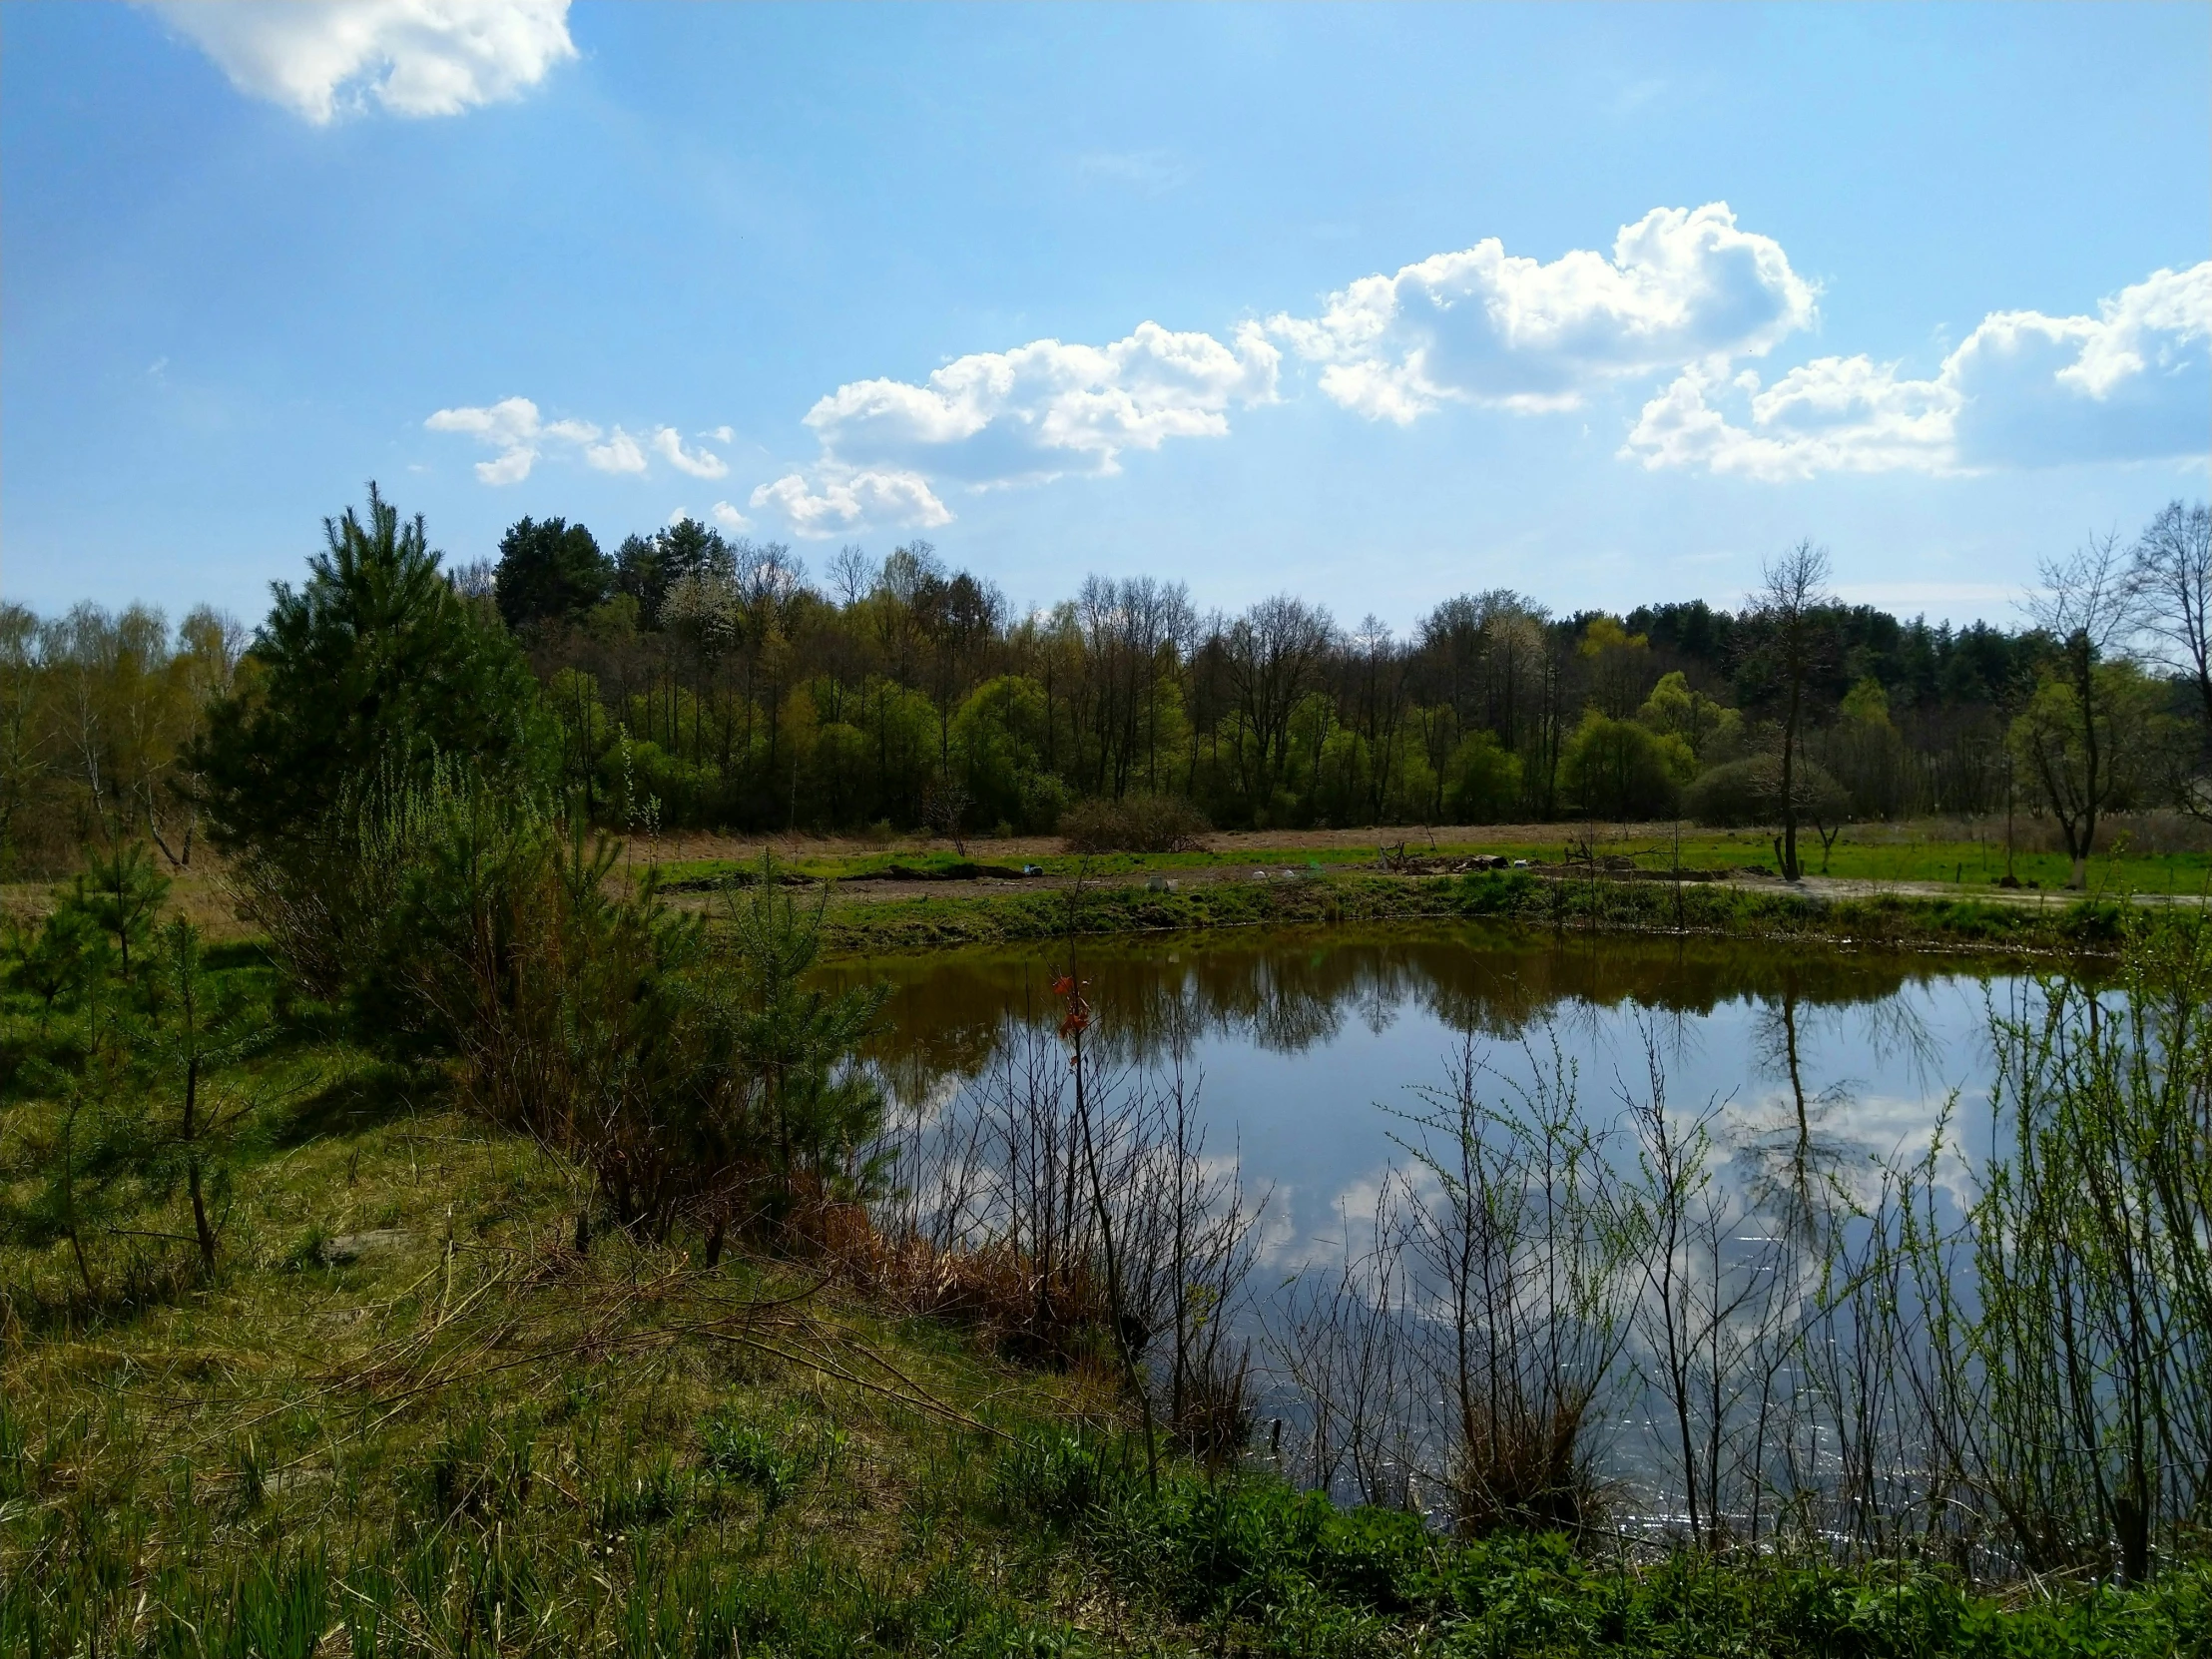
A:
831;923;2019;1270
818;921;2143;1553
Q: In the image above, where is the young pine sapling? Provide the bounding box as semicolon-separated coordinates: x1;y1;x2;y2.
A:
143;917;277;1274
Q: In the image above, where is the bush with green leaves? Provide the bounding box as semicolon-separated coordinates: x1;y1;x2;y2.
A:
1683;752;1849;832
992;1433;2209;1656
1;842;170;1022
712;855;891;1214
329;765;887;1242
69;841;171;983
1444;728;1523;822
1559;710;1696;821
140;918;276;1274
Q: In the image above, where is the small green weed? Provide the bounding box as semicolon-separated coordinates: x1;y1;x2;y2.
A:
596;1449;686;1532
419;1414;534;1520
699;1407;836;1511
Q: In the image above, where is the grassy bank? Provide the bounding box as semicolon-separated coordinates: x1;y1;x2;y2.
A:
7;1057;2201;1658
0;999;1113;1656
802;867;2134;961
6;816;2190;966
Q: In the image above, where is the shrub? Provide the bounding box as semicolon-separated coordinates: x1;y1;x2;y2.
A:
69;841;170;983
1681;756;1767;827
712;854;892;1225
3;902;110;1014
273;765;887;1242
1015;1439;2212;1656
1059;793;1210;853
1445;730;1522;823
1683;754;1849;830
361;777;738;1229
1560;711;1694;820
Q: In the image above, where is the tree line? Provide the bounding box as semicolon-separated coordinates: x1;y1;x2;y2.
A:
2;490;2206;885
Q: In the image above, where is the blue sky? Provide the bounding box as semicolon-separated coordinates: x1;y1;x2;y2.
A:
4;1;2207;632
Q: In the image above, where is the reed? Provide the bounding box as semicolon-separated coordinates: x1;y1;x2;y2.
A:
1250;911;2211;1583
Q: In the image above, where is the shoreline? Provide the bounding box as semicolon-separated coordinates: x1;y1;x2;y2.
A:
786;867;2141;963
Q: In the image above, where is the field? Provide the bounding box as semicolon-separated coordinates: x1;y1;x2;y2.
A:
640;813;2212;902
611;816;2200;963
10;814;2203;961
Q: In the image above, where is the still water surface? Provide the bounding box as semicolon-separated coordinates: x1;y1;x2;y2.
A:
830;924;2026;1267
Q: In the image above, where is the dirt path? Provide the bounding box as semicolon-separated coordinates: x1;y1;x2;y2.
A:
1787;872;2206;909
721;862;2212;914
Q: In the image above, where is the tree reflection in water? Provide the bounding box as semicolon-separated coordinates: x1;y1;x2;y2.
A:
820;924;2009;1260
823;923;2018;1335
821;923;2150;1568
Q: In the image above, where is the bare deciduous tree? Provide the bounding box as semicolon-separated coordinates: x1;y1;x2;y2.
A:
1223;595;1336;819
2018;532;2138;886
0;604;50;867
1748;542;1834;881
2128;499;2212;816
827;544;876;609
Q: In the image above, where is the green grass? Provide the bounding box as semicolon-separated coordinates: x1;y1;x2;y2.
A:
661;847;1041;884
796;868;2133;961
653;824;2211;908
1597;825;2212;896
1;1011;1117;1655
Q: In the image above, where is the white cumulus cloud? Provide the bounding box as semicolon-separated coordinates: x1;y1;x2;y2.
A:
425;398;729;484
744;212;2201;528
581;427;645;474
750;319;1278;535
424;395;551;483
1270;203;1818;421
652;426;730;479
149;0;575;124
749;205;1801;534
1622;263;2212;478
750;470;952;539
710;501;751;531
802;319;1281;488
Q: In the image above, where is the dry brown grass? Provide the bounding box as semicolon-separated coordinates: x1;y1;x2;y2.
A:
1;848;257;942
791;1194;1117;1370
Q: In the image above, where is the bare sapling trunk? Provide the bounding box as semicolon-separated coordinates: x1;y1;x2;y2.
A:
1059;967;1161;1491
1781;674;1802;882
185;1049;217;1275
